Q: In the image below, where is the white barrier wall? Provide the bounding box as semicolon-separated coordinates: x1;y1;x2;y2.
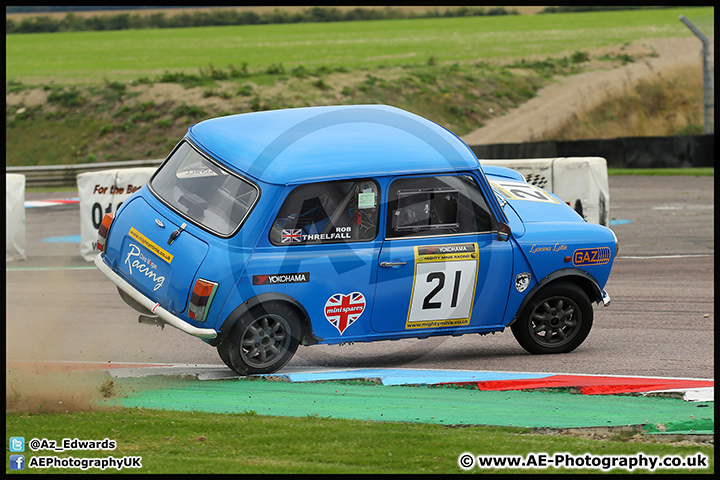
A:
6;174;27;261
478;157;610;226
77;168;157;261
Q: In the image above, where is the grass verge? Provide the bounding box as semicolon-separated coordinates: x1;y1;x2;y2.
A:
6;60;553;166
5;408;714;474
539;66;710;141
6;7;712;167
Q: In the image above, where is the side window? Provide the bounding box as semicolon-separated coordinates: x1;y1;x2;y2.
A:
270;179;380;245
386;175;493;239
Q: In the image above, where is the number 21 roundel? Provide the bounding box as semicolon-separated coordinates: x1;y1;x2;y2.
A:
324;292;366;335
406;243;479;329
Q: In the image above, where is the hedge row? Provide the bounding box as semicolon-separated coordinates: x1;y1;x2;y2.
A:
6;6;518;34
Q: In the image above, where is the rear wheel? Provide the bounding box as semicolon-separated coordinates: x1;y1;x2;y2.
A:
217;340;234;370
217;302;301;375
511;282;593;354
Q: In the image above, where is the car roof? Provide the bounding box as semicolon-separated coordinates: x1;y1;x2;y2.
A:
186;105;479;185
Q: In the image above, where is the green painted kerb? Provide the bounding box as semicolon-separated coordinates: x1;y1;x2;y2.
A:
109;378;714;434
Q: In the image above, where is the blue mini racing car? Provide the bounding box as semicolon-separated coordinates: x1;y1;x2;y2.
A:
95;105;616;375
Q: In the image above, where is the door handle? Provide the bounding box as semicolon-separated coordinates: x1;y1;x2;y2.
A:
168;222;187;245
380;261;407;267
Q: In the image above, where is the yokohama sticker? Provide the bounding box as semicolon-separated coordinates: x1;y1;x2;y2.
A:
253;272;310;285
324;292;366;335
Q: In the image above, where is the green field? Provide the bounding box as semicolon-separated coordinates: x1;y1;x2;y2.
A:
5;7;714;84
6;6;715;167
6;407;714;474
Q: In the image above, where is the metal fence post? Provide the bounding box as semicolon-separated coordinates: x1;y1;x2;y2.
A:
679;14;714;134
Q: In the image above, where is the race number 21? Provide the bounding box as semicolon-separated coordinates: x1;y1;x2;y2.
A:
406;243;479;329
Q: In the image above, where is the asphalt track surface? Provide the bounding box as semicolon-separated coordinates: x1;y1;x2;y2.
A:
7;175;714;380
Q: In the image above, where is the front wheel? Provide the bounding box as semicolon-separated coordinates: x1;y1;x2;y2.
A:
511;282;593;354
217;302;302;375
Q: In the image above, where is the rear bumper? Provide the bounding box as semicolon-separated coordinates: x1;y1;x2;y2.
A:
94;253;217;339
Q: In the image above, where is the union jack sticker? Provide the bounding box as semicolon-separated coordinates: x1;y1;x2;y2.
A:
324;292;366;335
281;229;303;243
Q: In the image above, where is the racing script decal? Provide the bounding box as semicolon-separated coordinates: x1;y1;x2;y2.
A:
324;292;366;335
406;243;479;329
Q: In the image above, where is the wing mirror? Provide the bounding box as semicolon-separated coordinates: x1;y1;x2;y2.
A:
497;222;511;242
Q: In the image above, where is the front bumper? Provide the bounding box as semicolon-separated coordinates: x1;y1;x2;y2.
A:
601;289;611;307
94;253;217;339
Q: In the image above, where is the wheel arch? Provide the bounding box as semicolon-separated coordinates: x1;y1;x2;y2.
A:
209;292;321;347
507;268;603;327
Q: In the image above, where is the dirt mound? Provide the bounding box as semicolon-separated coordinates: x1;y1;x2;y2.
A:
6;364;112;413
461;36;714;145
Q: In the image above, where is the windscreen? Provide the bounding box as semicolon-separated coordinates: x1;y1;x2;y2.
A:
149;141;259;236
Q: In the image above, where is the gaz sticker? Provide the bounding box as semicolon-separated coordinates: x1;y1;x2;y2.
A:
489;180;560;204
406;243;478;329
572;247;612;266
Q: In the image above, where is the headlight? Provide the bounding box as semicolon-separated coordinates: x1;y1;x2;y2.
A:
610;229;619;257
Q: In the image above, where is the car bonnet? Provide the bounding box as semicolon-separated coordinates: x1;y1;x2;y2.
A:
483;166;584;224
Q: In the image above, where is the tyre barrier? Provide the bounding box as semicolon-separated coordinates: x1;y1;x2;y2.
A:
77;168;157;261
6;173;27;261
478;157;609;226
470;134;713;169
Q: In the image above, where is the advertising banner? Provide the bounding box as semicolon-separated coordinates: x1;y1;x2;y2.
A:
6;174;27;261
77;168;157;261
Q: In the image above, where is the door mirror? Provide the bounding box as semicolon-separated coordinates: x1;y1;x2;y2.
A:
497;222;511;241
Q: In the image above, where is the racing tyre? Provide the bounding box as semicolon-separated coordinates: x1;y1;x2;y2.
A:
511;282;593;354
217;340;234;370
217;302;302;375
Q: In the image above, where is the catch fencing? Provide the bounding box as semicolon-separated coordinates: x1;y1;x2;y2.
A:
6;159;163;188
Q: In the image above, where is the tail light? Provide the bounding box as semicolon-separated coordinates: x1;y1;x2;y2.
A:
97;212;115;253
189;279;219;323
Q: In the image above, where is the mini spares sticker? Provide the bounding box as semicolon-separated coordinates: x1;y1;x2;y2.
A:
324;292;366;335
572;247;612;266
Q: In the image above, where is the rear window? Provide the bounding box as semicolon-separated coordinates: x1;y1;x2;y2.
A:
149;141;259;236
